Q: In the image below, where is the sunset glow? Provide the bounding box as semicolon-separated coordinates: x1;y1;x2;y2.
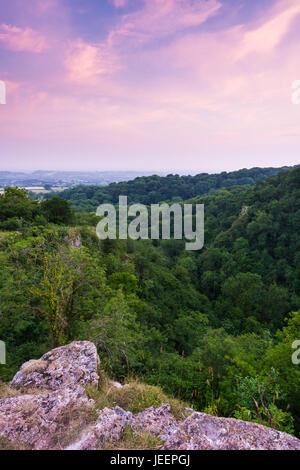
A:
1;0;300;171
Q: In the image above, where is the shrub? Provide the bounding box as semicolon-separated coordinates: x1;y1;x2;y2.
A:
85;375;190;421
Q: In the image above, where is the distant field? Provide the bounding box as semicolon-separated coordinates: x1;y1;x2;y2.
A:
0;187;67;195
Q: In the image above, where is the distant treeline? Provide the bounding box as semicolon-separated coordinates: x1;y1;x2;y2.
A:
55;166;299;211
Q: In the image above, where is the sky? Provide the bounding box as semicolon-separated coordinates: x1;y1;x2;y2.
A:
0;0;300;173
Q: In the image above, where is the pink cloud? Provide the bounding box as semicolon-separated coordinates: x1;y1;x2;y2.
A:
24;0;60;16
2;0;300;171
236;0;300;59
64;1;222;84
0;24;47;52
65;39;121;82
111;0;128;8
108;0;222;47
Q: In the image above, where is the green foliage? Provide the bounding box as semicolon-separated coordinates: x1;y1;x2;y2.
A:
0;167;300;437
41;196;74;225
0;187;39;229
58;166;297;212
79;290;143;375
85;378;188;420
0;227;140;380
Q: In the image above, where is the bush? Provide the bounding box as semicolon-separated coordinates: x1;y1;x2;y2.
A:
0;217;23;230
41;197;74;225
85;376;190;421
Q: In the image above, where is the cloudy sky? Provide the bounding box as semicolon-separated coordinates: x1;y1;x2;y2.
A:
0;0;300;172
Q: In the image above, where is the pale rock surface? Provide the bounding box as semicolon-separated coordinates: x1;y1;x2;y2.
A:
161;411;300;451
11;341;99;391
131;404;178;441
111;381;123;389
65;232;82;249
1;341;300;451
0;386;91;450
66;406;132;450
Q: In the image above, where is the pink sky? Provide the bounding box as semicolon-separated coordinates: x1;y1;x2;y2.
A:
0;0;300;172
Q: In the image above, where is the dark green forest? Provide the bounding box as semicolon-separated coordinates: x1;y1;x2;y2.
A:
51;165;298;211
0;166;299;436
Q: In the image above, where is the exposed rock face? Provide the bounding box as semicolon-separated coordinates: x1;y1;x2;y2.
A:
66;403;300;451
132;404;178;441
162;412;300;451
1;341;300;451
66;407;132;450
11;341;99;391
0;386;92;450
65;232;82;249
67;404;178;451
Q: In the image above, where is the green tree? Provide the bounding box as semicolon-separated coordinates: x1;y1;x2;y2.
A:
41;196;74;225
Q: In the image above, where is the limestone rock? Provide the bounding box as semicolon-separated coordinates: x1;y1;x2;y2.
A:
131;404;178;441
111;381;123;389
66;406;132;450
162;411;300;451
11;341;99;391
2;342;300;451
66;404;300;451
0;386;91;450
65;232;82;249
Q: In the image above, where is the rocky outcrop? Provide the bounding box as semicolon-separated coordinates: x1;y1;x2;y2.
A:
132;404;178;441
0;386;92;450
66;404;178;451
11;341;99;391
162;411;300;450
1;341;300;451
66;407;132;450
64;403;300;451
65;231;82;249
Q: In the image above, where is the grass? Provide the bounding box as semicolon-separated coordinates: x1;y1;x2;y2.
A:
21;359;48;376
0;231;12;240
0;381;19;399
0;380;97;451
0;437;29;451
50;402;98;449
0;380;51;399
103;425;164;450
85;370;190;421
0;370;190;450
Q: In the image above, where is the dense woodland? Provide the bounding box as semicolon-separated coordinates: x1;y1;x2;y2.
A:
0;166;299;436
52;165;298;211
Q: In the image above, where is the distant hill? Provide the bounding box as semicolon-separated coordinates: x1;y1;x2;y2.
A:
0;170;168;189
56;165;299;211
